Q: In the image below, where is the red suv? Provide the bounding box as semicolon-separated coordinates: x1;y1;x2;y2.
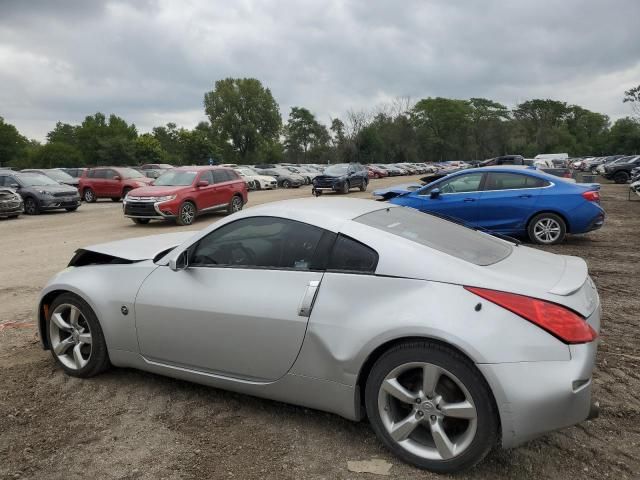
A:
79;167;153;202
367;165;389;179
123;166;248;225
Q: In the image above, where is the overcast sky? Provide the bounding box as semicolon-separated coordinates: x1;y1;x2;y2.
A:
1;0;639;140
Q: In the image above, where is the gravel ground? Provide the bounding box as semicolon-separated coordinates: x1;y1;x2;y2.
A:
0;176;639;480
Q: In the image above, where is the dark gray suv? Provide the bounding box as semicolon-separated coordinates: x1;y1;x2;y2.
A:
0;170;80;215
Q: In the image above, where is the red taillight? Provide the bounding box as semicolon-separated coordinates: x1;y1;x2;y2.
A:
582;190;600;202
464;286;597;344
563;171;572;178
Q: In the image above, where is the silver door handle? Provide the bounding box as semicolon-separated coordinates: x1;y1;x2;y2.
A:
298;280;320;317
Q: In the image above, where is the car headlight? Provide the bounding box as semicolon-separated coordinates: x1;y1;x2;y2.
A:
153;195;176;202
36;189;53;196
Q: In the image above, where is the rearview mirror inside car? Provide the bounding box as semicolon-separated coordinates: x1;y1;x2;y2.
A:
430;188;441;199
197;180;209;187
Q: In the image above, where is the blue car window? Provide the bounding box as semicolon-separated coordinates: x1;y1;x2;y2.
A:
484;173;548;191
424;173;483;195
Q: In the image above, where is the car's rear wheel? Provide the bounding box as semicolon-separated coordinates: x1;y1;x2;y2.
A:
528;213;566;245
227;195;243;214
24;197;40;215
47;293;110;378
282;179;291;189
132;218;150;225
176;201;196;226
365;341;498;473
614;172;629;184
83;188;96;203
341;181;350;194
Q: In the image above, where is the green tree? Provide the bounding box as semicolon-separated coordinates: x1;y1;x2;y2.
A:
204;78;281;163
134;134;165;164
468;98;510;159
623;84;640;118
284;107;329;163
0;116;28;168
607;117;640;154
28;142;84;168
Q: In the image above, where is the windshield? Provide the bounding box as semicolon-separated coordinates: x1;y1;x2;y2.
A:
355;206;513;266
44;169;74;182
117;168;145;179
324;164;349;175
237;168;257;176
154;170;197;186
16;173;59;186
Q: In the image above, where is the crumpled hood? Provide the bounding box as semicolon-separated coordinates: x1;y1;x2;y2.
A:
81;231;197;261
127;185;186;197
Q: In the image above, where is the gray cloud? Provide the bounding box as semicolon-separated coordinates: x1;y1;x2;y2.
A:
1;0;639;140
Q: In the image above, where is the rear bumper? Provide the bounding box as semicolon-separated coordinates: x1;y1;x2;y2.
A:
480;306;600;448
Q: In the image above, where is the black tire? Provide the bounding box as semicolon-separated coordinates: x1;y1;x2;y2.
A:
47;293;111;378
282;179;291;189
227;195;244;214
65;206;78;212
359;180;368;192
614;172;629;184
176;201;196;226
83;188;96;203
340;181;350;194
111;197;121;202
255;181;262;191
131;218;150;225
527;212;567;245
365;341;499;473
24;197;40;215
8;215;20;219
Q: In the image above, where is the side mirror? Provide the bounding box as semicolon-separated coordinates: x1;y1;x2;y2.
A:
169;250;189;271
197;180;209;187
113;175;121;181
9;183;20;189
430;188;441;199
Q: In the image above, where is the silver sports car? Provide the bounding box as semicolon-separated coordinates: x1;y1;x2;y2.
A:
37;198;600;472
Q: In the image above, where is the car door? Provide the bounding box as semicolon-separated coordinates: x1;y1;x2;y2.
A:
474;172;546;232
193;170;216;211
401;172;485;223
134;217;334;381
103;169;121;197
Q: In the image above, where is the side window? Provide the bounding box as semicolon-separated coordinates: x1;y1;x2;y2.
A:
484;173;547;190
104;169;117;180
223;169;238;181
189;217;332;270
327;235;378;274
0;176;7;186
424;173;484;195
212;170;228;183
199;170;213;184
91;169;107;179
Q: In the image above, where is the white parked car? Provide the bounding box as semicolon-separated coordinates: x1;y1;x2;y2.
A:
234;167;278;190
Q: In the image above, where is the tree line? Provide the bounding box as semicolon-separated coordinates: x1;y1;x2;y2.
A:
1;78;640;169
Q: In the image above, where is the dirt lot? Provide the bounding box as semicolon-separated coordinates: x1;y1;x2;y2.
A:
1;176;639;480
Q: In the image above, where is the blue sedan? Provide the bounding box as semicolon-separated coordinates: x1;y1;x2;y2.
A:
383;167;605;244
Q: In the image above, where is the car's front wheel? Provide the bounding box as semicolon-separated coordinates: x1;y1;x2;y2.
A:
360;180;368;192
365;341;498;473
47;293;110;378
83;188;96;203
24;197;40;215
528;212;566;245
340;181;350;194
614;172;629;184
282;179;291;189
176;201;196;226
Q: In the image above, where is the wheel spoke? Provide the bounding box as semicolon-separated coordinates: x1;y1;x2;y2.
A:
69;306;80;328
53;336;74;355
51;312;72;332
422;364;441;397
78;333;92;345
430;418;455;460
389;413;420;441
382;378;417;405
439;400;476;419
73;344;87;369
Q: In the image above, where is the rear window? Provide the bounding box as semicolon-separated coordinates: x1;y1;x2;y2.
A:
355;206;513;266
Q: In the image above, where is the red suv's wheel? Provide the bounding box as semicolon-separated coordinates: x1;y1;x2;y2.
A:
176;201;196;226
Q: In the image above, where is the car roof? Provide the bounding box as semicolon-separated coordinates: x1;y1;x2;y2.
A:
172;166;231;171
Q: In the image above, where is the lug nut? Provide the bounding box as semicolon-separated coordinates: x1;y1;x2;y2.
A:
415;398;422;404
416;411;424;417
430;415;437;421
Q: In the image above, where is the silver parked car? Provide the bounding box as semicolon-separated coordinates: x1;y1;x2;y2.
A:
37;198;600;472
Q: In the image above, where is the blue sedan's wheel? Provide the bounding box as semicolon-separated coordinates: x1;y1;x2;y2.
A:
528;213;566;245
365;341;498;473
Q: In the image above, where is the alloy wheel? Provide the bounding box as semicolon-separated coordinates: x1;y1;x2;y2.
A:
181;203;195;225
84;189;94;202
377;362;477;461
49;304;92;370
24;198;37;214
231;196;243;212
533;218;561;243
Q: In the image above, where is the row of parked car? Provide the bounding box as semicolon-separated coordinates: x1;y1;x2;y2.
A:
570;155;640;184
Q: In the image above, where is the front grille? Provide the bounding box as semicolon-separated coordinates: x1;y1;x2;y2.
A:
0;192;14;201
53;191;77;198
314;177;336;188
124;201;157;216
